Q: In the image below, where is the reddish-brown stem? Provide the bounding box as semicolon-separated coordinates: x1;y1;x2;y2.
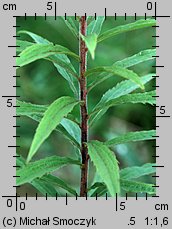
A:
79;16;89;197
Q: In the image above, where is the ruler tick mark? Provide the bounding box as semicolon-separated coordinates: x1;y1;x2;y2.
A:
115;193;118;211
66;193;68;205
55;2;57;20
135;13;137;20
152;165;164;168
145;13;147;20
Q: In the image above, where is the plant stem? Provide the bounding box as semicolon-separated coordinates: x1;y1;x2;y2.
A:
79;16;89;197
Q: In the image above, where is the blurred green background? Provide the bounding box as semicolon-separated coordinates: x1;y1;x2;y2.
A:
16;16;156;196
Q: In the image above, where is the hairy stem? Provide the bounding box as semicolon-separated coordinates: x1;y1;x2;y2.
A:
79;16;89;197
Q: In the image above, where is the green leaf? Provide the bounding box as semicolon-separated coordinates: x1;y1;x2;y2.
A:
16;154;25;168
87;141;120;196
46;55;79;79
98;19;156;43
86;65;145;90
120;163;156;180
105;130;156;146
120;179;156;194
103;90;156;107
16;156;58;196
16;40;34;53
16;40;79;88
80;33;98;59
56;121;81;148
17;43;79;69
96;74;153;105
31;179;59;197
88;182;107;197
90;91;156;117
16;154;75;196
18;30;51;44
115;49;156;68
16;100;47;116
41;174;77;195
61;16;78;38
89;180;156;195
18;31;79;98
60;118;81;146
87;16;105;35
87;16;95;25
16;156;80;186
89;182;105;190
89;74;154;126
16;100;80;148
27;96;79;162
88;50;156;92
91;186;107;197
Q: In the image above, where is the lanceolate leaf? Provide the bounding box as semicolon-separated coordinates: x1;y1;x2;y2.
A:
16;155;58;196
80;33;98;59
96;74;153;105
16;100;81;148
19;30;51;44
87;16;95;25
91;186;107;197
90;91;156;119
16;155;76;196
120;163;156;180
31;179;59;197
17;43;79;68
87;50;156;92
89;179;156;196
88;182;107;197
61;16;78;38
98;19;156;43
46;55;79;80
17;40;79;84
16;40;34;53
105;130;156;146
115;49;156;68
86;65;145;90
60;118;81;146
16;154;25;168
120;179;156;194
102;90;156;107
16;100;47;116
27;96;79;162
89;182;105;190
16;156;80;185
41;174;77;195
87;16;105;35
87;141;120;196
18;31;79;98
89;74;154;126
